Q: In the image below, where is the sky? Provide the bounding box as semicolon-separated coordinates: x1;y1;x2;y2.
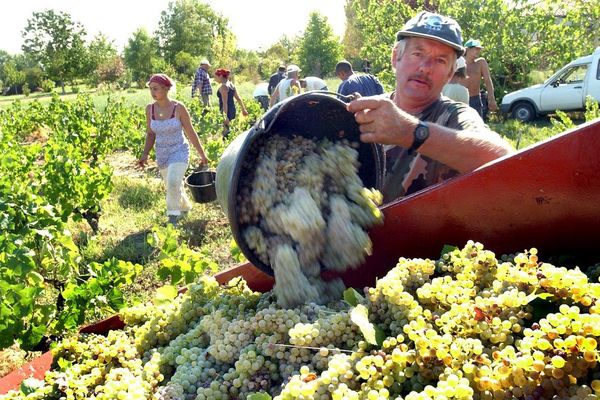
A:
0;0;347;55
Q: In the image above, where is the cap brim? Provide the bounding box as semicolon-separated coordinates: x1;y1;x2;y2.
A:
398;31;465;56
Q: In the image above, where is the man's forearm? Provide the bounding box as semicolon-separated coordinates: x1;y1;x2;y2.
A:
419;123;513;173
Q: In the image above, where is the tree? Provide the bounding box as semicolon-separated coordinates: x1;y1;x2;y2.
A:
342;0;365;63
1;59;26;95
258;37;299;80
124;28;158;87
296;12;343;77
156;0;232;65
350;0;600;94
86;33;118;83
22;9;88;93
351;0;413;87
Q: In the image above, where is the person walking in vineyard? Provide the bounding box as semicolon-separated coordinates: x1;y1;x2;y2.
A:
215;68;248;138
348;11;513;203
269;64;302;107
268;65;286;96
191;59;212;107
137;73;209;225
335;60;384;97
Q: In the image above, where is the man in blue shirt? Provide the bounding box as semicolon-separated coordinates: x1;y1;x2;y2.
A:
335;60;384;97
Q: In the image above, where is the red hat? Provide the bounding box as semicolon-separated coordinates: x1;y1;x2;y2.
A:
215;68;231;78
147;74;173;88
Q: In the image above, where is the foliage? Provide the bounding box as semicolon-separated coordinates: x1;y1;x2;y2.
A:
86;34;121;85
156;0;232;66
93;56;126;86
21;10;88;92
342;0;366;63
295;12;343;78
258;37;300;80
123;28;159;88
0;96;149;350
351;0;414;87
350;0;600;95
147;225;218;287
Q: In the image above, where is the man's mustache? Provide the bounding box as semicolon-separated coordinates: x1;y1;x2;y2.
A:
408;74;432;86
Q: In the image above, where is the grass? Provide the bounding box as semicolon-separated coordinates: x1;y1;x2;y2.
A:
0;77;345;111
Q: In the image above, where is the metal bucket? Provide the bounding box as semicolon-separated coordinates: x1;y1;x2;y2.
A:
215;92;385;276
185;170;217;203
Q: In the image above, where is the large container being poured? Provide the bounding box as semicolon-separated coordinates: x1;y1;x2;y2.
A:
216;92;385;307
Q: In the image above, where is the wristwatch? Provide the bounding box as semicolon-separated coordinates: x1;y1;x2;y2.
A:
408;121;429;153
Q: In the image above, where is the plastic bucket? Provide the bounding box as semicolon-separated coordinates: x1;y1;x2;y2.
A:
215;92;385;277
185;170;217;203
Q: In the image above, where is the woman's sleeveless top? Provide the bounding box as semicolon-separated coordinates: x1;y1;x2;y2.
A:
150;103;189;168
217;83;237;121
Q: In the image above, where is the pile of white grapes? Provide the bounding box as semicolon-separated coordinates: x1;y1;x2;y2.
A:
235;134;383;308
3;241;600;400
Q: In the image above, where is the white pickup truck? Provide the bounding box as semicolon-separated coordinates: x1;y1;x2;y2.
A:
500;47;600;122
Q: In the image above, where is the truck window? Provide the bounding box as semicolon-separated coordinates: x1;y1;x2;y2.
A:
557;64;589;84
597;59;600;80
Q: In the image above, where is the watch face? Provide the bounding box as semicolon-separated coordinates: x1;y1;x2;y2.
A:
415;125;429;140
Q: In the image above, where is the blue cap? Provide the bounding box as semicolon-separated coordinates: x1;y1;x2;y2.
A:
464;39;483;48
396;11;465;56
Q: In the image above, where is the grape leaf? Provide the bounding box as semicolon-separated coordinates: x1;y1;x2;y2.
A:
155;285;178;304
350;304;385;346
343;287;365;307
440;244;458;257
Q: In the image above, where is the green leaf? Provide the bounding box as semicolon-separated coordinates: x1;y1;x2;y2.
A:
440;244;458;257
27;271;45;286
350;304;384;347
155;285;178;304
20;377;44;395
343;287;365;307
247;393;272;400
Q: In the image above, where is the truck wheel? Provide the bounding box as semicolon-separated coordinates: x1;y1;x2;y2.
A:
511;102;535;122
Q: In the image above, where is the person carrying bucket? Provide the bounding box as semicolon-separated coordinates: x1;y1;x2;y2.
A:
137;73;209;225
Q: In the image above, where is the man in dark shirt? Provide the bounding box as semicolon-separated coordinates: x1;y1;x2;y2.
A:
268;65;286;95
336;60;384;97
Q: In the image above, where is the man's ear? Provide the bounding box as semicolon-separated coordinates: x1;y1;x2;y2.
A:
391;43;399;72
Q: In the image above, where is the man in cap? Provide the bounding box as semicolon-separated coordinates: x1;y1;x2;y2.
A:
268;65;286;96
192;59;212;107
463;39;498;119
347;11;513;203
269;64;302;107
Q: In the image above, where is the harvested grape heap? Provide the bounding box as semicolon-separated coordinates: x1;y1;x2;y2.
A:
235;134;383;307
4;242;600;400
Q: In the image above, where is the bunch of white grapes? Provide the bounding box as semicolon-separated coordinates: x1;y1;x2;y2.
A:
237;134;384;308
3;242;600;400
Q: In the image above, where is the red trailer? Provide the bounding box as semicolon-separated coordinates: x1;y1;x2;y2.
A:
1;118;599;394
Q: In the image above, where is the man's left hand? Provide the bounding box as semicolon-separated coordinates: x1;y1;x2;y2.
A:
488;98;498;112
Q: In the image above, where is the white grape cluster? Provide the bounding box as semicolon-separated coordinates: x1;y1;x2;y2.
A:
237;134;383;308
4;242;600;400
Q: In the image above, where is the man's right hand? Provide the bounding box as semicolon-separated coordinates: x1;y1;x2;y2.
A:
347;97;417;149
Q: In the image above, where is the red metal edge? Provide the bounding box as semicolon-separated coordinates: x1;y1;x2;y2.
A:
0;351;52;395
339;118;600;289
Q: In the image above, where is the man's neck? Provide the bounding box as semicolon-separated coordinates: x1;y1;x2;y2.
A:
395;96;440;116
